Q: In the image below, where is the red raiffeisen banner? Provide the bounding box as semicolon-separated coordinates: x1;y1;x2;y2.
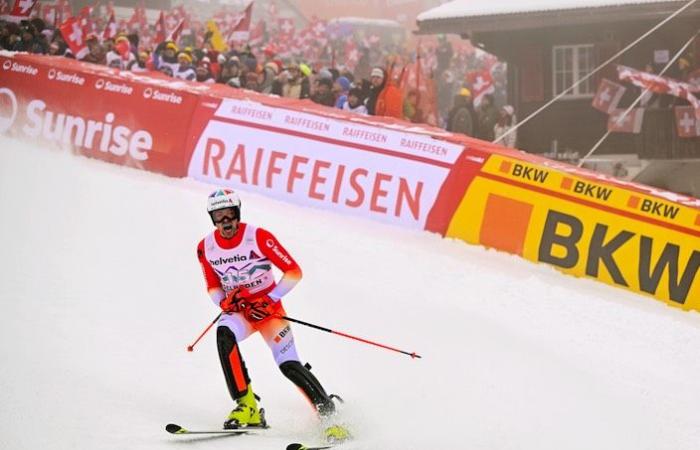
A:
187;97;464;229
0;52;200;176
436;145;700;310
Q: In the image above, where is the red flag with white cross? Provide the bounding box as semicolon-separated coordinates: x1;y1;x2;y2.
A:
592;78;626;114
59;16;89;59
467;69;495;107
102;11;117;41
607;108;645;134
674;106;700;138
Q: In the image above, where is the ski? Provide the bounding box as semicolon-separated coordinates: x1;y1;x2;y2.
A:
165;423;267;435
286;443;336;450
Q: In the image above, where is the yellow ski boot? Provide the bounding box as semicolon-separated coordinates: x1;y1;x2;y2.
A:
223;385;266;429
324;423;351;444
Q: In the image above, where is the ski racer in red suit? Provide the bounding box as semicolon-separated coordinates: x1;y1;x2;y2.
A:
197;188;349;442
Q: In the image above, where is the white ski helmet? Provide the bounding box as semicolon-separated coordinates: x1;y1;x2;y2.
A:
207;188;241;221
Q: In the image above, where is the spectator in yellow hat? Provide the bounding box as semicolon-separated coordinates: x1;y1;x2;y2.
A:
446;87;476;137
175;51;196;81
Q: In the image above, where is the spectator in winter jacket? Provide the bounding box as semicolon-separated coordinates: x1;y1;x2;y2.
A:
259;61;280;94
494;105;517;148
311;78;335;107
374;66;404;119
365;67;386;115
446;88;476;137
82;35;106;65
173;52;196;80
196;59;216;83
106;36;135;70
220;58;242;87
281;63;310;99
333;76;351;109
342;87;368;115
11;23;47;54
438;70;457;126
154;41;180;76
129;51;150;73
477;94;499;141
243;71;260;91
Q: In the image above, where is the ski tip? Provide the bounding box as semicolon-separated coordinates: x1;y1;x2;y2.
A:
286;444;306;450
165;423;185;434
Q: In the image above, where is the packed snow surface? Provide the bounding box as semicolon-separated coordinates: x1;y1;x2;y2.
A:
417;0;686;21
2;137;700;450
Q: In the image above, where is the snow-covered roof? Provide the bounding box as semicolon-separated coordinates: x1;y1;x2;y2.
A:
417;0;685;22
328;17;402;28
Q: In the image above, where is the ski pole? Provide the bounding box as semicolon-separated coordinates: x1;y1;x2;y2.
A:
277;314;422;359
186;312;222;352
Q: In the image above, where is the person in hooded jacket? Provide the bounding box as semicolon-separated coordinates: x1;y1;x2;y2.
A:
342;87;368;115
446;88;477;137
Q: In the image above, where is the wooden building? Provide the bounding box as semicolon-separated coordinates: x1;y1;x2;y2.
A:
416;0;700;160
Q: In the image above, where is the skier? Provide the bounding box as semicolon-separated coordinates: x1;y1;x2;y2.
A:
196;188;350;442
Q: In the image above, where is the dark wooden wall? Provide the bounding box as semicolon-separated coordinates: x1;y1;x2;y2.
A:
476;17;700;158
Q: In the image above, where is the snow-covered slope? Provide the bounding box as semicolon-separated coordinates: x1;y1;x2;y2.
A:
2;137;700;450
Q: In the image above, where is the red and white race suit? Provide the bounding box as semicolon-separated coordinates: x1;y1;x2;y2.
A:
197;223;303;365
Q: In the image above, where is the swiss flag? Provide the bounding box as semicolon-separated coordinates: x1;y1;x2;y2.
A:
674;106;700;138
167;18;185;44
10;0;36;16
592;78;626;114
618;65;700;120
228;2;253;43
608;108;645;134
154;10;166;45
41;4;57;26
277;18;294;39
467;69;495;106
688;69;700;93
102;11;117;41
5;0;37;21
249;19;265;47
59;16;88;59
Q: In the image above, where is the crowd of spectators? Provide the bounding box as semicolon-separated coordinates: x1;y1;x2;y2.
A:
0;15;517;147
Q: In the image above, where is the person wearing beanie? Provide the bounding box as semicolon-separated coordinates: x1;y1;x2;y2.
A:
105;35;135;70
311;77;335;107
196;60;216;83
174;52;196;81
259;61;280;94
318;68;333;80
365;67;386;115
374;66;404;119
153;40;180;76
342;87;368;115
494;104;517;148
446;88;476;137
299;63;312;78
333;76;351;109
219;58;242;87
244;71;261;92
128;51;150;73
281;63;310;100
82;34;106;65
